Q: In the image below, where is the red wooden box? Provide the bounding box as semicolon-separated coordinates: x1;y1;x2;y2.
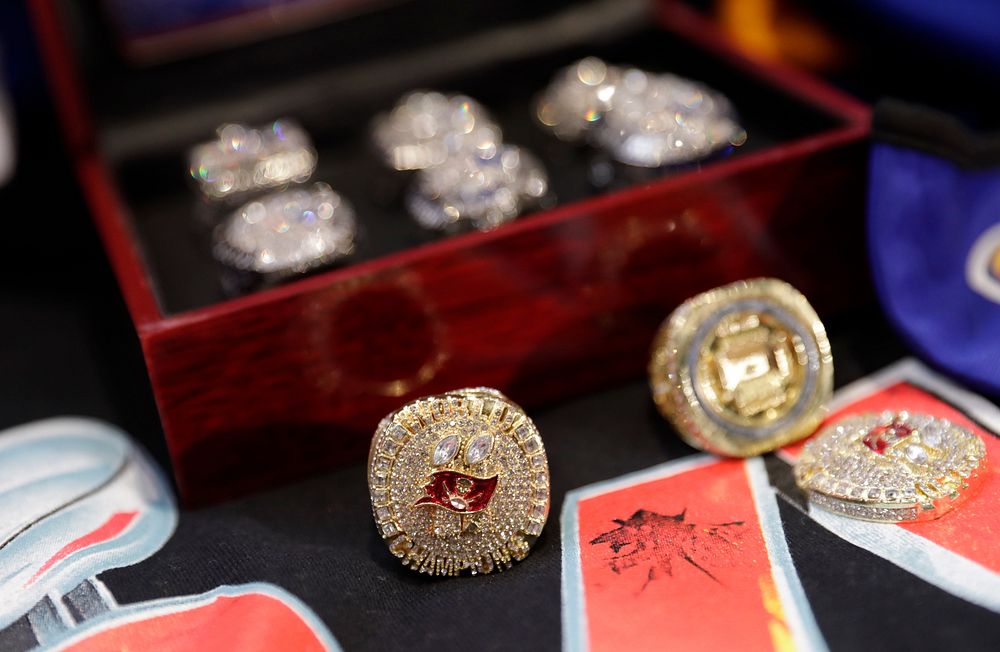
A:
31;0;870;504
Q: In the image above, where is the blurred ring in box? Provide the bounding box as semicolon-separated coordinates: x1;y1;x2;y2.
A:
405;144;550;232
188;119;317;201
212;181;357;287
370;91;502;171
536;56;746;167
373;90;550;231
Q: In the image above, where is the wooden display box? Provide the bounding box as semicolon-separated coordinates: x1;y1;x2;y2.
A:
31;0;870;504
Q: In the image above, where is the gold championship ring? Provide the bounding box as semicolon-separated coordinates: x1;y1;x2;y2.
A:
649;278;833;457
795;411;987;522
368;388;550;576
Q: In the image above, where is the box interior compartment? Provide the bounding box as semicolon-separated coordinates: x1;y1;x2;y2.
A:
59;0;846;315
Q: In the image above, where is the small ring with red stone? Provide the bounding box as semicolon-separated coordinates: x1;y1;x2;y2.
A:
794;411;987;522
368;388;550;576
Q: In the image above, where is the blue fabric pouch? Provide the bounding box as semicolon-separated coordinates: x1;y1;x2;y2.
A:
869;100;1000;394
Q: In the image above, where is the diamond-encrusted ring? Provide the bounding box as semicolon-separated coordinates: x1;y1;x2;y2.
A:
536;57;746;167
795;411;987;523
405;144;548;231
368;387;550;576
649;278;833;457
371;91;502;171
189;119;317;200
212;182;356;278
535;56;621;141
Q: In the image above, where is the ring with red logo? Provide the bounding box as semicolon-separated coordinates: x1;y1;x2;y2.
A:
794;411;988;522
368;388;550;576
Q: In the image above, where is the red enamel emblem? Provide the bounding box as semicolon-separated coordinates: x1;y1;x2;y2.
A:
863;422;915;454
414;470;498;513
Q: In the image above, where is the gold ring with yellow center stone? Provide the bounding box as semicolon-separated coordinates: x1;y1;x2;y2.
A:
368;387;550;576
794;410;987;522
648;278;833;457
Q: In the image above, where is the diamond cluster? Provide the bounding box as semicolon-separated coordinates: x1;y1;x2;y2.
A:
406;145;548;231
374;91;549;231
214;182;356;275
368;388;550;576
371;92;501;171
795;411;988;523
189;119;316;200
537;57;746;167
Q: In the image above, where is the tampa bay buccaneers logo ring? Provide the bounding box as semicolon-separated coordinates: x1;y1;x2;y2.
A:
368;388;550;576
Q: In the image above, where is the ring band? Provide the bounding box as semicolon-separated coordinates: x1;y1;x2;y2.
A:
795;411;987;522
649;278;833;457
368;388;550;576
189;119;317;200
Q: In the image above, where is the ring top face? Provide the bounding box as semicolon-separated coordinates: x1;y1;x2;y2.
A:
189;119;317;200
406;145;548;231
371;91;501;171
213;182;356;275
795;411;988;522
536;57;745;167
649;278;833;457
368;388;550;576
593;69;745;168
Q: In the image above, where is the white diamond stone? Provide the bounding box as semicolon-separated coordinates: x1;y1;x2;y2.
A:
465;434;494;465
922;429;942;447
905;444;929;464
432;435;460;465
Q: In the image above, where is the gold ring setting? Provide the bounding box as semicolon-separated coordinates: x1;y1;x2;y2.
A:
368;388;550;576
794;411;987;522
649;278;833;457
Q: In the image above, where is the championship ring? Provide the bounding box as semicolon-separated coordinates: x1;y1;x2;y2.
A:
649;278;833;457
795;411;987;522
368;388;550;576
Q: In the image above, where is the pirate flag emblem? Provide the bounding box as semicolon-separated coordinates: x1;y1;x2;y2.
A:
368;388;550;576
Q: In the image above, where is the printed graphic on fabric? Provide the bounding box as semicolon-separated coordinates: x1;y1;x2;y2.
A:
589;508;744;587
0;418;177;634
0;418;341;652
562;456;825;652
